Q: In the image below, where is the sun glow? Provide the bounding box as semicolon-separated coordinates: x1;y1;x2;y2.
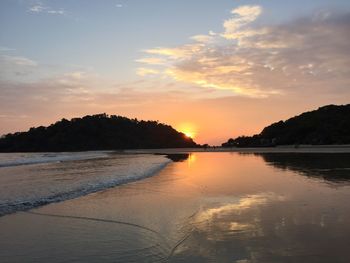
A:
177;122;197;139
187;153;197;166
183;130;195;138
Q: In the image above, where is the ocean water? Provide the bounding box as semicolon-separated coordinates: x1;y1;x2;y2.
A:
0;152;170;216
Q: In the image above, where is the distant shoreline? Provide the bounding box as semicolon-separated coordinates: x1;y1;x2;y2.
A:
124;145;350;154
1;145;350;154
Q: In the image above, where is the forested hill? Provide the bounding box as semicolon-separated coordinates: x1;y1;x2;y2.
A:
222;104;350;147
0;114;198;152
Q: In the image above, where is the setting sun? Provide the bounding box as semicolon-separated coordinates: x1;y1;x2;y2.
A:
183;130;195;138
177;122;197;139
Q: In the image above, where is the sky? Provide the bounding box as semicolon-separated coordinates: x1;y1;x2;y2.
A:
1;0;350;145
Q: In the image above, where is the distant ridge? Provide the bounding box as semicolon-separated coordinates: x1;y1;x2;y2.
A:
222;104;350;147
0;114;198;152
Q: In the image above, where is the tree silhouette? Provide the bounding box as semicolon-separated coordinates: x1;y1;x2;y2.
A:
222;104;350;147
0;114;199;152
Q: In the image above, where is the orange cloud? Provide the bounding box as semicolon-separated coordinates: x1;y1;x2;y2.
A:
135;57;166;65
136;7;350;98
136;67;160;76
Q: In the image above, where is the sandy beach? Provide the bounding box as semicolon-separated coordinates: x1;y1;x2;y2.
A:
1;151;350;262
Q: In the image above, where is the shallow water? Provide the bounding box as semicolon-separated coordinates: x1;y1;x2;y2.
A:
0;152;170;216
0;152;350;262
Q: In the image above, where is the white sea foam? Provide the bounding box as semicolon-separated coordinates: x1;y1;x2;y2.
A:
0;151;112;167
0;152;171;216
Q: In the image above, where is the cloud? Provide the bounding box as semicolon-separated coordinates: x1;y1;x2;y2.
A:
28;2;65;15
137;6;350;98
144;44;203;59
191;34;214;43
136;67;160;76
29;4;46;13
1;55;38;67
47;9;65;15
0;54;39;81
135;57;166;65
222;5;262;39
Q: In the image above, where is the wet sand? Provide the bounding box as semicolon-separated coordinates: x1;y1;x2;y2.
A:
1;152;350;262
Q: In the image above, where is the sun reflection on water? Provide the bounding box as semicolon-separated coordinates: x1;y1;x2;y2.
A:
187;153;197;167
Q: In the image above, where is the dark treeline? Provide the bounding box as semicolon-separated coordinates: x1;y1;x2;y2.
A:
222;104;350;147
0;114;198;152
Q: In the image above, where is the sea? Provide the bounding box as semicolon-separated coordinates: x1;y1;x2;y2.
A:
0;151;170;216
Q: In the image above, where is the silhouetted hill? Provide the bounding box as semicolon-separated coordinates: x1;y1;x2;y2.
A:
0;114;198;152
222;104;350;147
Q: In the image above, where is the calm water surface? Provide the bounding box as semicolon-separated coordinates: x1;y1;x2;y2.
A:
0;152;350;262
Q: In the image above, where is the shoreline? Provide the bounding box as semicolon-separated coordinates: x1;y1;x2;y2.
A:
125;145;350;154
1;145;350;154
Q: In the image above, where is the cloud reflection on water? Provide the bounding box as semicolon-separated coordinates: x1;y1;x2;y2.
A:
169;153;350;263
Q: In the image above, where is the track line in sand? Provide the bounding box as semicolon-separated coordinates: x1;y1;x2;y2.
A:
25;211;173;261
25;211;168;240
25;209;201;261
